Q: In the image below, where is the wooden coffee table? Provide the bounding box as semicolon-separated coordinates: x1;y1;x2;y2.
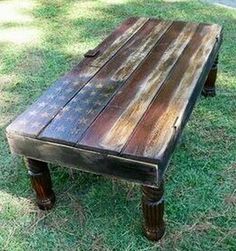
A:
6;17;222;241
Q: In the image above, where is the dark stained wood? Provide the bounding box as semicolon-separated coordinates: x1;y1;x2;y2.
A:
25;158;55;210
88;17;149;67
202;54;218;97
6;17;149;138
6;18;223;181
6;18;223;241
79;21;199;152
39;19;172;144
142;182;165;241
121;24;222;166
7;134;159;187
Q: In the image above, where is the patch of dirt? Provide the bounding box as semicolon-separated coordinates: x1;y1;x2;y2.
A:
225;195;236;205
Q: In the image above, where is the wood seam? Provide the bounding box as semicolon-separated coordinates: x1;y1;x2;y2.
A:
35;18;150;138
74;21;174;146
118;24;201;155
121;32;222;165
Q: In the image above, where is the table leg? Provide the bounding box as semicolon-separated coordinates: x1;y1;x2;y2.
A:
141;181;165;241
25;158;55;210
202;55;218;97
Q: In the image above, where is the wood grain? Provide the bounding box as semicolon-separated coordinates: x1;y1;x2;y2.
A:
122;24;222;165
79;22;198;152
6;18;222;179
6;17;148;138
5;18;223;241
91;17;149;67
39;19;172;144
7;133;159;187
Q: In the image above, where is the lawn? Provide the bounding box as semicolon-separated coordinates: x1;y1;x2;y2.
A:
0;0;235;250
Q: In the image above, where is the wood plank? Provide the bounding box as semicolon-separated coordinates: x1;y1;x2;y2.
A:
90;17;149;67
6;17;148;137
122;24;222;166
78;22;199;152
7;133;159;187
39;19;172;144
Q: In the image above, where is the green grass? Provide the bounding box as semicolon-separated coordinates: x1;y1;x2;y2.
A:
0;0;236;250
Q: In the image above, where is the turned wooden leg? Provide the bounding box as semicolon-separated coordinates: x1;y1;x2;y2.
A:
25;158;55;210
142;181;165;241
202;55;218;97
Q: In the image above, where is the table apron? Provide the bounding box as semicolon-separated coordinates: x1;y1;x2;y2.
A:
7;133;159;187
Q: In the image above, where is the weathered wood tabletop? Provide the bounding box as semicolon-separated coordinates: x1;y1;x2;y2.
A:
6;17;223;241
7;17;222;187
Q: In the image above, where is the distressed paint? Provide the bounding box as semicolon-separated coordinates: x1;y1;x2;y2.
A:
6;17;147;138
91;17;149;67
79;22;198;151
39;20;172;144
6;18;222;179
123;24;222;162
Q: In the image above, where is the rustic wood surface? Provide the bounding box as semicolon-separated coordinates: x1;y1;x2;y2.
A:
6;17;149;137
39;19;172;144
8;134;159;186
6;17;223;241
6;17;222;185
